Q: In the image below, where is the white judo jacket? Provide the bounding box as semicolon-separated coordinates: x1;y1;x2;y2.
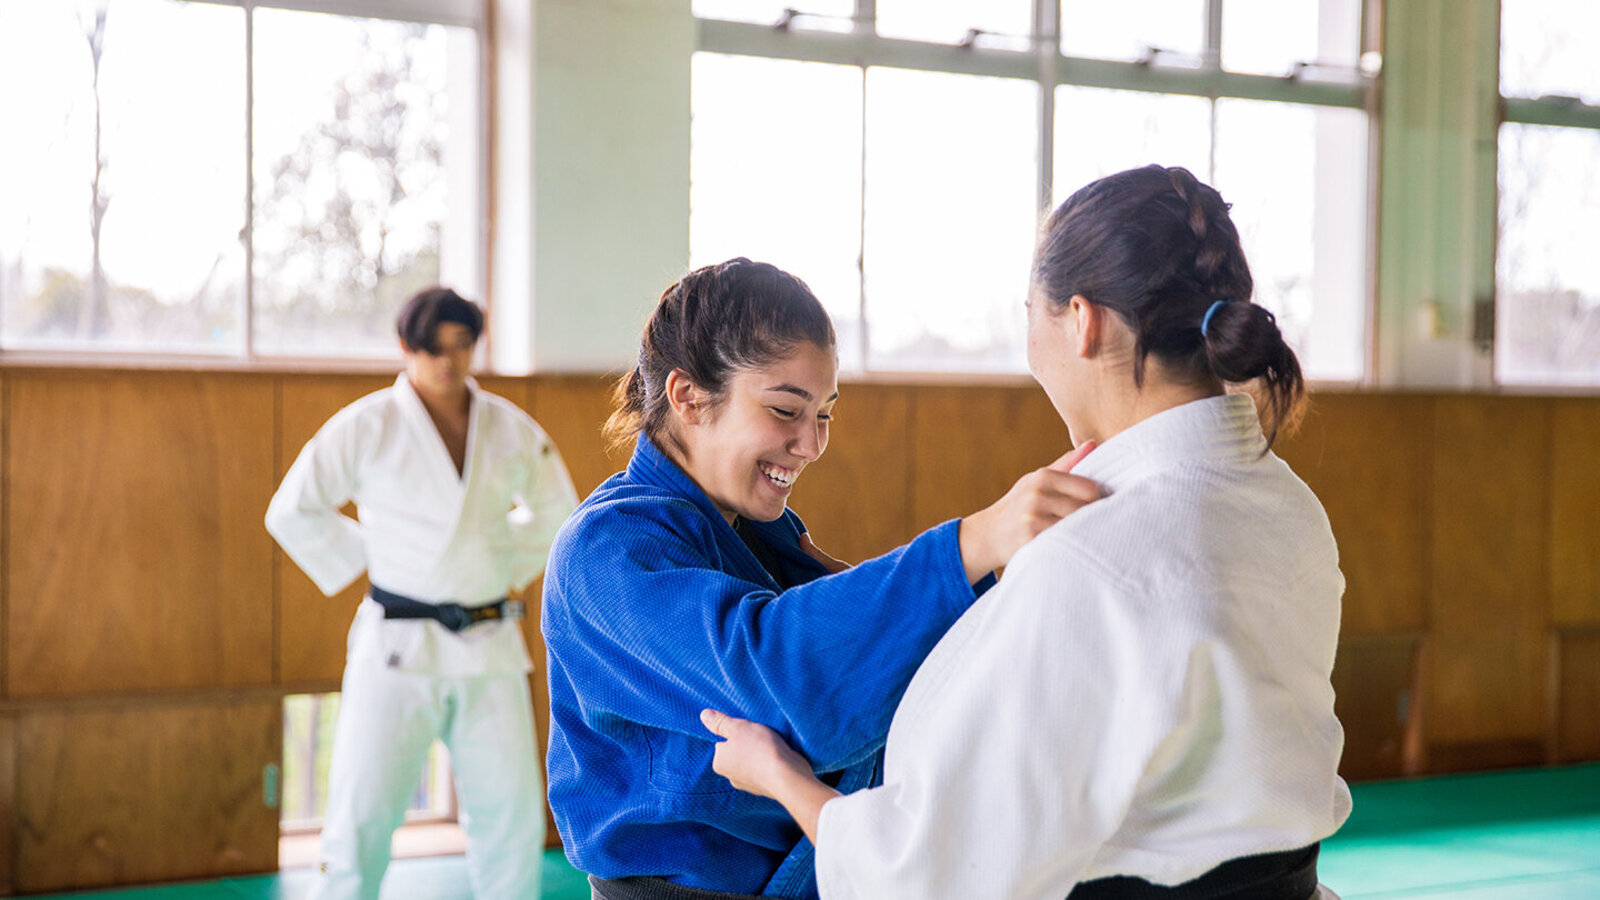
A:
815;393;1351;900
266;374;578;676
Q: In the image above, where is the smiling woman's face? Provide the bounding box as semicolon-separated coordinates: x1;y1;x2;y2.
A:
673;341;839;523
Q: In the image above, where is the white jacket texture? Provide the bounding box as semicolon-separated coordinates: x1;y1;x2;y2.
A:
266;374;578;676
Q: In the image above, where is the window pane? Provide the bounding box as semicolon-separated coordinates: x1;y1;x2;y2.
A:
1497;124;1600;385
1060;0;1205;63
253;9;475;357
876;0;1031;46
1501;0;1600;105
693;1;853;27
281;693;453;828
864;68;1037;371
690;54;864;358
0;0;244;352
1053;86;1211;207
1214;99;1368;382
1222;0;1361;76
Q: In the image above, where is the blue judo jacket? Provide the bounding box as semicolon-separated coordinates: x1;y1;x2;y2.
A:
543;435;990;898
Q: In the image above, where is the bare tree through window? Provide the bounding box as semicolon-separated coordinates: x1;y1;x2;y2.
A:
253;15;450;355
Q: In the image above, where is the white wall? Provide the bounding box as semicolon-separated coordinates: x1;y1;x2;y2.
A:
492;0;693;374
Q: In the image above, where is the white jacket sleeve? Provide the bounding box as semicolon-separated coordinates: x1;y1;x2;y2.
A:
814;541;1191;900
504;424;579;591
265;413;369;596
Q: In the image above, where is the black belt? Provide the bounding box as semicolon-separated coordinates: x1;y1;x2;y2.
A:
591;845;1316;900
589;876;765;900
1068;844;1320;900
369;584;522;633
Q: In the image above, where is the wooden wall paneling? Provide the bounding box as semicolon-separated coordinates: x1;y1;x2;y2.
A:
528;374;630;499
790;384;915;563
6;371;275;698
1550;399;1600;626
1426;396;1551;768
1;370;7;703
15;699;280;894
476;375;534;415
510;571;562;848
275;374;394;687
513;581;562;850
907;384;1071;533
1552;628;1600;762
1276;394;1432;634
1330;633;1425;780
0;714;14;897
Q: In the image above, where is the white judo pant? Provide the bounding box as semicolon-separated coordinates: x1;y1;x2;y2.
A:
309;657;546;900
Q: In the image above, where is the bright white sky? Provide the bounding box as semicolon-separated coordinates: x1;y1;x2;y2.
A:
0;0;452;301
689;0;1371;376
0;0;245;297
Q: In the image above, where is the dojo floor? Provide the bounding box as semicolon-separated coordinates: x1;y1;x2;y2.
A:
33;763;1600;899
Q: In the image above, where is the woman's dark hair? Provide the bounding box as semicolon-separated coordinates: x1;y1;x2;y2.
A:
396;286;485;353
1032;164;1305;447
604;258;836;452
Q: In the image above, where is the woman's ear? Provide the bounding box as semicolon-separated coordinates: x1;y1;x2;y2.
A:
665;369;705;424
1069;295;1101;359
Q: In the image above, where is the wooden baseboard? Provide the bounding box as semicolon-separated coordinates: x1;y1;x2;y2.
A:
1426;739;1546;774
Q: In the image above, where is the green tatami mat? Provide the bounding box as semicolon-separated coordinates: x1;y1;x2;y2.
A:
1321;763;1600;899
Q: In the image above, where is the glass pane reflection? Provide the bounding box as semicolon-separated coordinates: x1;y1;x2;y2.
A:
1214;99;1367;382
0;0;244;352
1497;123;1600;385
691;53;864;355
864;68;1037;371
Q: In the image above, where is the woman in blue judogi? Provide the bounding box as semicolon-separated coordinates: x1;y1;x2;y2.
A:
541;258;1099;900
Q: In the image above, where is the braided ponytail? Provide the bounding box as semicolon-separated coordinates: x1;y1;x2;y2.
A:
1033;164;1305;448
1197;300;1305;446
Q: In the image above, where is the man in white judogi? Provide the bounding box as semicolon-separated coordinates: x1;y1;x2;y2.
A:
267;287;578;900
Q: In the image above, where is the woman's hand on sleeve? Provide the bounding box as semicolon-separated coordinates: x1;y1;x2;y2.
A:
702;708;840;842
958;441;1100;581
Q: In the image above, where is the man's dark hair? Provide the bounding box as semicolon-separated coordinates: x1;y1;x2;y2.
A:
396;286;485;353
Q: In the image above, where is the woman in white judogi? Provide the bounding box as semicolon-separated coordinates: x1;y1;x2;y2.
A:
702;166;1349;900
267;287;578;900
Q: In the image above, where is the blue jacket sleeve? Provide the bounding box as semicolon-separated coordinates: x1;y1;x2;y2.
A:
545;498;981;773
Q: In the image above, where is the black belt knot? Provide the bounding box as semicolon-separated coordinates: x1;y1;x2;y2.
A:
369;584;521;633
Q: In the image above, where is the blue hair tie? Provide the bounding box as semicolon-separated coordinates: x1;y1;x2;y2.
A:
1200;300;1230;338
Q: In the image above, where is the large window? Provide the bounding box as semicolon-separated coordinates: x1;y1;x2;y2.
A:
0;0;481;359
282;693;454;831
1496;0;1600;386
692;0;1373;379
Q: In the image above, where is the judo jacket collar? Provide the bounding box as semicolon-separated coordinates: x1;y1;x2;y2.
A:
627;431;732;527
623;432;823;592
1071;393;1268;497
